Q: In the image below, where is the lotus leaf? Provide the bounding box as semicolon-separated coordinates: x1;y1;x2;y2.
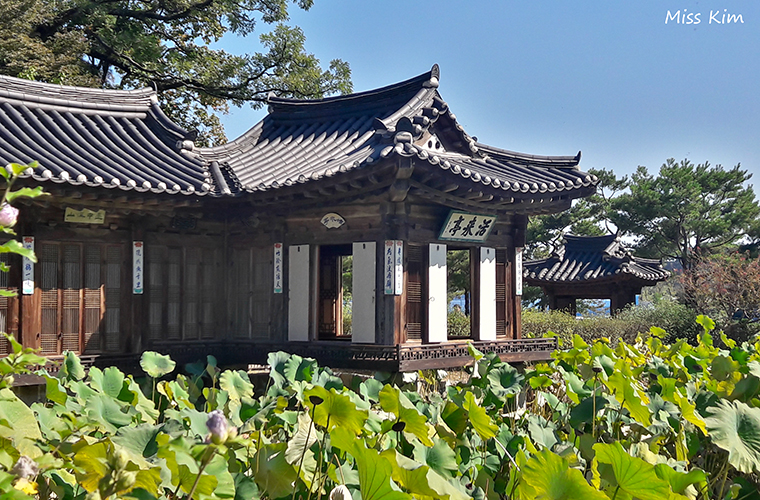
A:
139;351;176;378
704;400;760;473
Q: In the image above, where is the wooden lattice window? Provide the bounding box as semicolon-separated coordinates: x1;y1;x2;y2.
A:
38;242;123;355
147;244;223;342
405;245;425;342
230;247;271;340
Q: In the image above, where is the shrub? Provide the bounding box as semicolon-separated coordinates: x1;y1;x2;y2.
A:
681;252;760;343
447;308;471;337
522;299;701;346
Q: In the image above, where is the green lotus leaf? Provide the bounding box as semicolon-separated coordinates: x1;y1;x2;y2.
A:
330;427;411;500
378;384;433;446
382;449;469;500
220;369;254;401
463;391;498;440
603;371;652;426
360;378;385;403
486;363;524;398
285;412;318;465
283;355;317;384
85;394;134;433
304;385;367;435
139;351;176;378
72;441;109;492
704;400;760;473
254;443;298;499
562;370;592;404
653;464;707;495
0;389;42;458
59;351;85;381
87;366;125;398
412;438;458;478
516;447;607;500
711;355;740;382
593;442;685;500
526;414;558;450
696;315;715;333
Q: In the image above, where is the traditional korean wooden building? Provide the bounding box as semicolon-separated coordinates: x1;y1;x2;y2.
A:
0;65;598;372
523;234;670;315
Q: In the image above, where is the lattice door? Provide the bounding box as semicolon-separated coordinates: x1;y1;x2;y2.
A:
496;249;509;338
250;246;271;340
405;245;425;342
200;248;219;339
39;243;60;354
318;249;340;336
231;248;251;339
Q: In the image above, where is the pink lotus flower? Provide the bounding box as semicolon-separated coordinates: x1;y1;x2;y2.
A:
0;203;18;227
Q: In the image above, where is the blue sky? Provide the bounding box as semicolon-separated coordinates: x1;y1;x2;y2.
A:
219;1;760;184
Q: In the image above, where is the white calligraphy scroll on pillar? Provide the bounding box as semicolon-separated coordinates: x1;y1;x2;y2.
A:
273;243;283;293
22;236;34;295
515;247;523;296
133;241;144;294
393;240;403;295
384;240;394;295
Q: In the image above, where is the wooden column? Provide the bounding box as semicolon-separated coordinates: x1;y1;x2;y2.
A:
553;296;577;316
130;219;144;354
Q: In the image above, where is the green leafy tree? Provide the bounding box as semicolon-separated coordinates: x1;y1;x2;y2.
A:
0;0;352;145
611;159;760;267
525;168;624;261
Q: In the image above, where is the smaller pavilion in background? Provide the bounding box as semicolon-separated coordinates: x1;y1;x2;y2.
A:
523;234;670;316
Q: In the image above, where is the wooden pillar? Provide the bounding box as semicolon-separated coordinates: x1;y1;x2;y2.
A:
19;211;39;350
130;219;144;354
554;296;577;316
611;288;636;316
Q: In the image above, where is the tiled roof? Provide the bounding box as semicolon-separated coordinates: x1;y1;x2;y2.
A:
524;234;670;284
0;66;598;207
0;75;223;196
197;65;598;200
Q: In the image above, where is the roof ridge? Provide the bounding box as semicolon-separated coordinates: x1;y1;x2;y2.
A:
264;65;440;122
476;142;582;168
0;74;156;113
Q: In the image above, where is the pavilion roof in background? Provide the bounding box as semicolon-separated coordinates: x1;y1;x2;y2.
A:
524;234;670;285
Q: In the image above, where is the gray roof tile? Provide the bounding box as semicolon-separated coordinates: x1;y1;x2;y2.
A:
524;235;671;284
197;65;598;203
0;75;217;196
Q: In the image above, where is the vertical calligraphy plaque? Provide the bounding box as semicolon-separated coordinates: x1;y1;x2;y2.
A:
384;240;394;295
22;236;34;295
515;247;523;296
273;243;283;293
133;241;144;294
393;240;403;295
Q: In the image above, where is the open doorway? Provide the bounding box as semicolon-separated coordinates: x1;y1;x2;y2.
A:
318;244;353;340
447;248;472;339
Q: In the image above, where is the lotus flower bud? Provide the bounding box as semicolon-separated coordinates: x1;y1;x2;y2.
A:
11;456;38;479
0;203;19;227
206;409;229;444
329;485;352;500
